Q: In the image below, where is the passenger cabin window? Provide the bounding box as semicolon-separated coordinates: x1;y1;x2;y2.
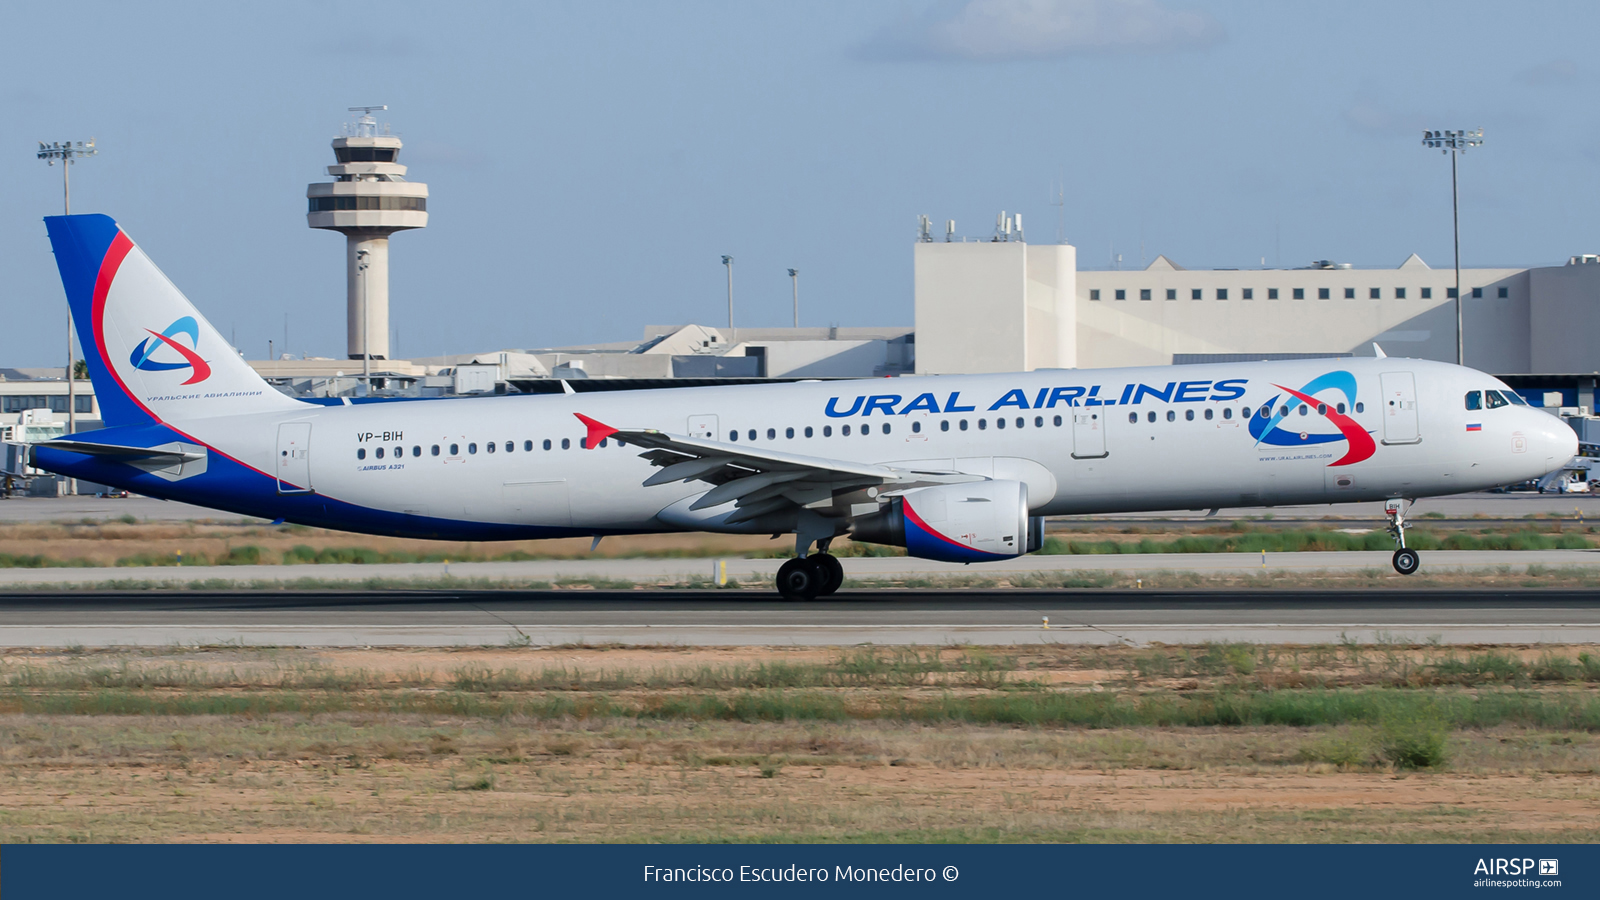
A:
1223;408;1233;420
1128;412;1137;424
357;448;366;460
1146;411;1156;423
1204;408;1213;420
506;441;514;453
1485;390;1509;409
543;439;552;450
1034;416;1043;427
862;424;871;435
823;426;832;436
1015;417;1024;428
375;447;384;459
729;430;738;441
804;426;813;437
431;445;440;456
450;443;459;455
1185;409;1194;421
1166;410;1175;422
977;419;987;430
941;421;950;432
912;421;922;433
524;440;533;451
996;418;1005;430
1465;391;1482;410
1053;415;1062;426
842;425;852;436
487;442;496;453
561;438;570;449
1355;402;1364;413
468;443;478;454
785;427;794;438
1336;403;1346;414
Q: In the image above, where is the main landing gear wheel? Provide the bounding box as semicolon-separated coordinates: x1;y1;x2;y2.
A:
1392;547;1421;576
776;557;824;601
811;553;844;596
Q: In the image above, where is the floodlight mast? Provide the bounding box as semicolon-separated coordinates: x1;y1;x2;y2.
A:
37;139;97;492
1421;128;1484;366
788;268;799;328
722;255;734;330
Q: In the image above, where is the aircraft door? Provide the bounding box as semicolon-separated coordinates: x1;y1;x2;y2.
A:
1379;372;1421;444
1071;411;1107;459
276;423;312;494
688;415;718;440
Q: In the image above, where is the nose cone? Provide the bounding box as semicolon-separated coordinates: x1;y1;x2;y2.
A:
1526;410;1578;475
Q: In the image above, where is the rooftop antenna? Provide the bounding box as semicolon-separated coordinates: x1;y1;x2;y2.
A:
917;214;932;243
945;219;955;242
1050;176;1065;244
345;105;389;137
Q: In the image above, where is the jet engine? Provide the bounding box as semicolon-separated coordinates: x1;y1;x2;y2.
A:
851;480;1043;563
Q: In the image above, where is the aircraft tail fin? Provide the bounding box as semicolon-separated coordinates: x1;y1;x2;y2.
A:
45;214;304;427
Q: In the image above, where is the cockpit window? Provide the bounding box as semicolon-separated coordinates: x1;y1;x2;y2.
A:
1504;390;1528;406
1485;390;1509;409
1465;391;1482;411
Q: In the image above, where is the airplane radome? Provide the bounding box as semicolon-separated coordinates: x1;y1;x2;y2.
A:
34;215;1577;598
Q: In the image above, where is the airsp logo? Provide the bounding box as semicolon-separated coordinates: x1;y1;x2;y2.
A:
1539;859;1559;876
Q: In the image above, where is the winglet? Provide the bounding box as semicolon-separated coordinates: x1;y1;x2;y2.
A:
1372;342;1387;358
573;413;618;448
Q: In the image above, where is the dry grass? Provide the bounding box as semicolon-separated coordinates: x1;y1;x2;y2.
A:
0;644;1597;842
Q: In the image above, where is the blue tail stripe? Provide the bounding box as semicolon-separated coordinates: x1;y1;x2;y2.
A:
44;214;156;428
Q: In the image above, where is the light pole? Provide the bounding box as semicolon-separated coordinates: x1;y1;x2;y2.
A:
357;248;370;393
1421;128;1484;366
721;255;734;331
787;268;799;328
38;139;96;496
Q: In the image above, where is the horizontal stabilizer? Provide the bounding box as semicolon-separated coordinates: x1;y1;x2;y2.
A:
38;439;206;463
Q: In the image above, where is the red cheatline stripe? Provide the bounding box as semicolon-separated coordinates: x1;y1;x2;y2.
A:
1272;382;1377;467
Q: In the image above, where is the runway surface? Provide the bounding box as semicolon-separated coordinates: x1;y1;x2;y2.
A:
3;588;1599;647
0;548;1597;589
3;491;1597;524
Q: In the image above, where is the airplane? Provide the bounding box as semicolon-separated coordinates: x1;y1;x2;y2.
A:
30;214;1577;598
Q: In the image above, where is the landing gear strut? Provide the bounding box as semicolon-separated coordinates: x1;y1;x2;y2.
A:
1385;498;1420;575
776;539;845;600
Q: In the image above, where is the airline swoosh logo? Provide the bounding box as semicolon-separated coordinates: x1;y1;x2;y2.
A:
129;317;211;385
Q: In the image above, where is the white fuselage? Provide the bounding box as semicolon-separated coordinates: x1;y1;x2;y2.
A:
167;357;1573;536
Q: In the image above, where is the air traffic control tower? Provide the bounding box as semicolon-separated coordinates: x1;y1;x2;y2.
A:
306;106;428;361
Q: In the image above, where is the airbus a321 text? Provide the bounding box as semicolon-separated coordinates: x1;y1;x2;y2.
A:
32;215;1576;597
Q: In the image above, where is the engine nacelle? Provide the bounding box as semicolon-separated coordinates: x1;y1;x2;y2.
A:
851;480;1043;563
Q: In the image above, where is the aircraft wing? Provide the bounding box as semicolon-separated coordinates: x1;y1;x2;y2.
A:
575;413;979;524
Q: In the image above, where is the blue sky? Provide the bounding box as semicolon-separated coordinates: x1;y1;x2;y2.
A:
1;0;1595;366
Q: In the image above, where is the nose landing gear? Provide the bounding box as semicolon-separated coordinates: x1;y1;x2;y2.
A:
1385;498;1420;575
775;540;846;600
